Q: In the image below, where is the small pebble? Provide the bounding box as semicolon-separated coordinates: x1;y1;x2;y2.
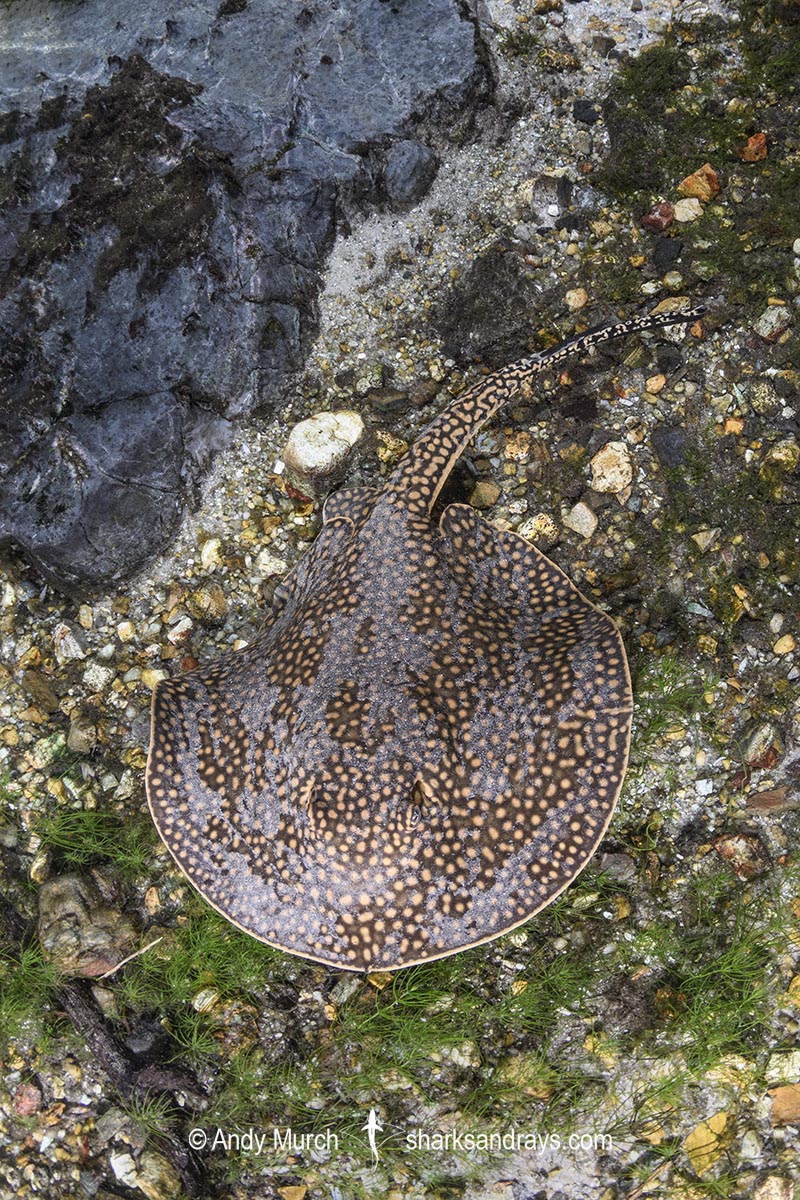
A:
763;437;799;474
187;582;228;625
642;201;674;232
589;441;633;494
766;1049;800;1085
572;98;601;124
142;668;169;690
713;833;769;879
754;1179;794;1200
77;604;93;631
469;480;502;509
38;874;137;976
565;286;589;310
110;1154;138;1187
739;131;767;161
748;381;781;414
673;197;703;223
676;162;721;203
53;623;86;664
256;548;289;578
82;662;115;692
773;633;795;656
67;714;98;755
440;1041;481;1069
739;1130;762;1160
192;987;221;1013
166;616;193;646
200;537;223;570
563;501;598;539
691;528;720;553
131;1152;183;1200
754;306;792;342
743;722;782;765
12;1082;42;1116
519;512;559;548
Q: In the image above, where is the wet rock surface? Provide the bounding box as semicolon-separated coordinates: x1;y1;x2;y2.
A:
0;0;484;593
384;138;439;207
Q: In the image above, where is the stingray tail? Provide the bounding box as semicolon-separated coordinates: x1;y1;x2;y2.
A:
516;304;706;373
386;303;706;515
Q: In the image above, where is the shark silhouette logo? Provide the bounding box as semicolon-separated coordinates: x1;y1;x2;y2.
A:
362;1108;383;1163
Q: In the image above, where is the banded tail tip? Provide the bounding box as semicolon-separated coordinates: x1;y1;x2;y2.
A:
521;301;707;373
652;301;706;324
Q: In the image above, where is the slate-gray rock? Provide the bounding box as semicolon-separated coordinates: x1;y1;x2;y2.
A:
652;237;684;271
384;139;438;207
4;392;185;594
0;0;485;594
572;99;600;124
650;425;688;468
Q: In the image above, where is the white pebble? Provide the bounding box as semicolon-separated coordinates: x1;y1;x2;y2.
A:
563;501;598;539
590;441;633;494
673;197;703;222
283;411;364;478
53;623;86;664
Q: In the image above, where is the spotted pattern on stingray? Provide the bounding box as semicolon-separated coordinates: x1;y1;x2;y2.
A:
146;305;704;971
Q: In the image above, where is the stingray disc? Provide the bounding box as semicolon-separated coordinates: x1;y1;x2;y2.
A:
146;496;632;972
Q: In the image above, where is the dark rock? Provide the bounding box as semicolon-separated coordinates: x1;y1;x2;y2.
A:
776;0;800;24
3;393;185;594
0;0;485;593
435;243;544;366
135;1063;208;1108
652;237;684;271
21;669;60;713
591;35;618;58
384;139;438;206
572;99;601;124
745;785;798;813
655;344;684;375
368;387;412;413
562;388;598;422
650;424;688;468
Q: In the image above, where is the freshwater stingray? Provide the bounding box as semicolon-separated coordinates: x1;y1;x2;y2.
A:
146;305;703;971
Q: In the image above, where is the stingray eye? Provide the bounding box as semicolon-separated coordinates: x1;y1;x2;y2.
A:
272;580;291;610
408;804;421;828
